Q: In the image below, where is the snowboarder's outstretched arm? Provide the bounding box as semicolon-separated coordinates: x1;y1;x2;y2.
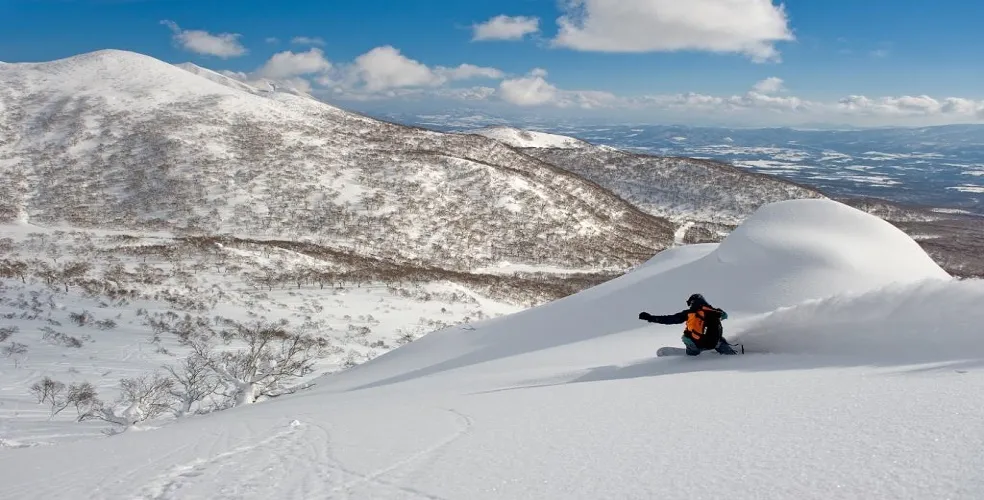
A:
638;310;689;324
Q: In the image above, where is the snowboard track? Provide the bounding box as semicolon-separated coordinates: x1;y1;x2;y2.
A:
131;408;472;500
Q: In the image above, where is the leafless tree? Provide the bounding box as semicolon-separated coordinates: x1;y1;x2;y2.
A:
164;355;220;417
29;377;70;418
93;373;175;428
187;320;321;406
59;260;91;292
2;342;28;367
0;259;28;283
0;326;16;343
67;382;102;421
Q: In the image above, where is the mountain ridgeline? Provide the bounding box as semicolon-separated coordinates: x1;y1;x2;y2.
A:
0;50;671;273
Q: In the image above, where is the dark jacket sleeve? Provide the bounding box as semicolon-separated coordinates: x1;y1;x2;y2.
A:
649;309;691;324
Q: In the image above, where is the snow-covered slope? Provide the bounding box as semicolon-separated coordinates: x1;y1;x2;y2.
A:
326;198;950;390
0;50;670;271
471;126;591;149
525;147;826;226
5;199;982;500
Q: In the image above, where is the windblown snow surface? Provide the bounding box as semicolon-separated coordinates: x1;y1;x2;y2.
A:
4;199;984;500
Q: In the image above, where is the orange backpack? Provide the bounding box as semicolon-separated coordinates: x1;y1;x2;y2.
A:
685;306;723;346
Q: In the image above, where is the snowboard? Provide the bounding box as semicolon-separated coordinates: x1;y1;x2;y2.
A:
656;347;690;357
657;345;745;357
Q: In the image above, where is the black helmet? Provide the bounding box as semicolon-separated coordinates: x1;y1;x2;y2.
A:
687;293;706;307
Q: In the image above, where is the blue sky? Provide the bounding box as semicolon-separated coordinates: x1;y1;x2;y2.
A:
2;0;983;126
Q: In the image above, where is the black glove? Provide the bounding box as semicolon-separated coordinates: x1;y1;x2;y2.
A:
639;312;653;322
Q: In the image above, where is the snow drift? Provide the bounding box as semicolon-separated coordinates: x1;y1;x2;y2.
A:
328;199;954;391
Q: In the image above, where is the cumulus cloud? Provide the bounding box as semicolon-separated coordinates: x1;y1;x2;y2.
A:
349;46;503;92
436;64;505;81
837;95;984;118
551;0;794;62
255;48;333;79
495;69;620;108
161;20;247;58
752;77;785;94
498;69;559;106
472;15;540;41
641;89;983;123
351;46;445;91
292;36;326;46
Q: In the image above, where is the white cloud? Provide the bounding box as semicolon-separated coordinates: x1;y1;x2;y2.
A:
497;69;558;106
349;46;503;92
495;69;618;108
870;49;890;58
217;44;503;100
255;48;333;79
752;77;785;94
837;95;984;118
551;0;794;62
352;46;445;91
161;20;247;58
472;15;540;41
436;64;504;81
292;36;326;46
942;98;984;116
265;37;280;44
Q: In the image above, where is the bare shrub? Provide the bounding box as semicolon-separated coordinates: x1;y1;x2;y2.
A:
69;310;94;327
0;259;28;283
0;325;16;342
29;377;70;417
2;342;28;367
67;382;102;421
40;327;84;348
164;356;219;417
94;373;175;428
30;376;64;404
188;320;322;406
95;319;118;330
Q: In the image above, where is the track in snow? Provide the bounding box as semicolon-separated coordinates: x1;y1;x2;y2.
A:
131;409;472;500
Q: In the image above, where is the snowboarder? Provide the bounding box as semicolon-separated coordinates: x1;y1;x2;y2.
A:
638;293;738;355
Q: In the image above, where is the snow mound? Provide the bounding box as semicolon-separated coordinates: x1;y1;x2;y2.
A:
707;198;949;311
471;126;590;149
328;199;952;391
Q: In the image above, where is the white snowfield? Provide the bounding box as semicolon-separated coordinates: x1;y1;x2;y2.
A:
4;199;984;500
470;126;591;149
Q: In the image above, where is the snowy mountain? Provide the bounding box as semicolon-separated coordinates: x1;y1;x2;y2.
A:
522;147;825;227
0;49;670;272
470;126;591;149
3;199;982;500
